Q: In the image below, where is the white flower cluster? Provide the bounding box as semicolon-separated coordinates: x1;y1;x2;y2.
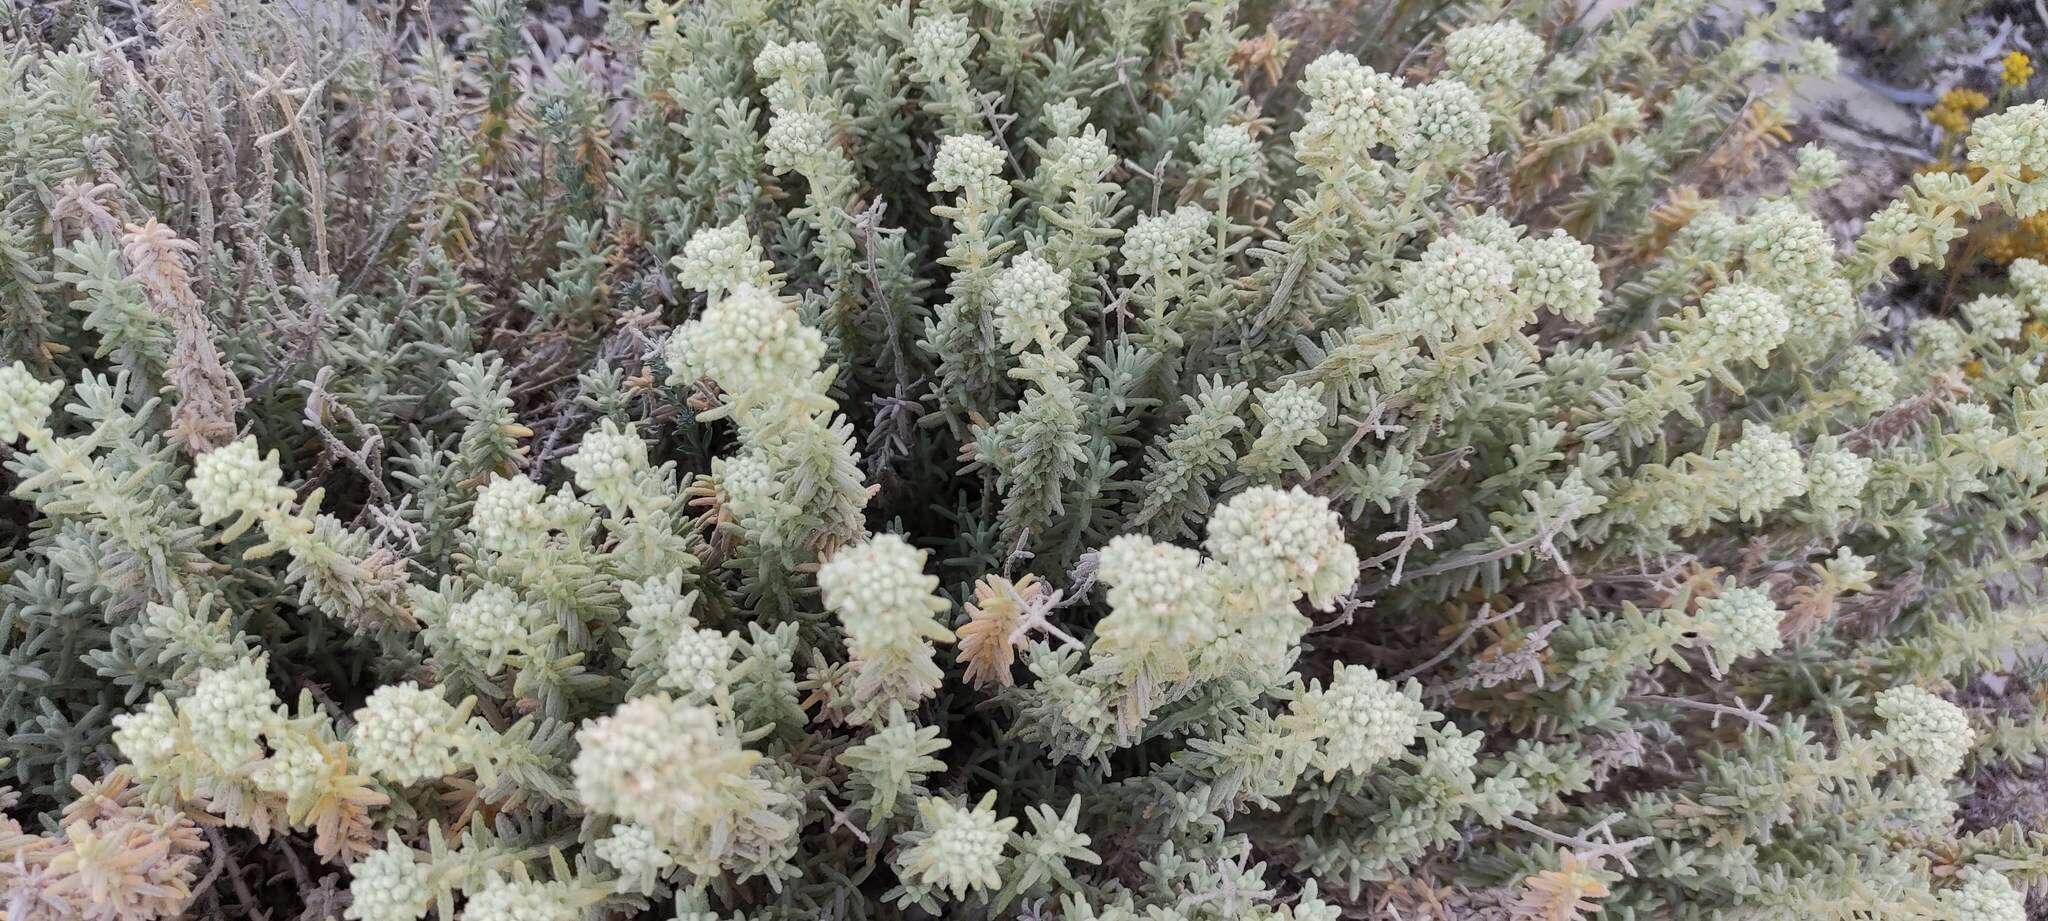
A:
1290;665;1427;779
1397;234;1518;342
818;534;954;664
1093;534;1219;676
1912;317;1971;371
468;475;560;554
350;682;464;785
674;220;774;296
1742;199;1834;283
713;451;790;529
665;284;825;399
908;12;975;86
897;793;1016;899
1693;584;1782;667
594;823;674;893
1299;52;1412;155
930;135;1008;203
763;110;834;174
2009;257;2048;317
1792;143;1844;192
1443;21;1545;93
1804;443;1872;517
1193;123;1259;177
460;877;579;921
1041;127;1115;192
1400;79;1487;162
1246;381;1329;473
182;657;281;764
1694;283;1790;367
663;625;736;701
1965;294;2024;342
1969;102;2048;217
1203;486;1360;610
572;694;758;843
562;420;650;514
443;583;531;672
1120;206;1208;279
0;360;61;443
990;253;1072;352
1724;426;1807;522
187;436;295;535
1836;347;1898;413
1515;229;1604;324
1875;685;1975;779
344;842;432;921
754;40;826;108
1944;870;2028;921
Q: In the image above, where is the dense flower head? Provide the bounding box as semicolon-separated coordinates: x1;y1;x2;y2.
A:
662;626;736;700
763;110;835;173
593;823;673;891
1398;233;1519;339
1792;143;1844;191
1299;52;1413;154
112;695;183;777
674;221;773;295
1401;79;1488;162
183;658;279;765
1444;22;1545;92
1204;487;1360;609
1041;128;1116;191
754;40;826;89
563;419;649;513
0;361;61;442
345;842;432;921
1725;426;1807;521
1837;347;1899;411
188;436;294;528
1969;102;2048;215
460;876;578;921
351;682;463;785
1693;584;1782;666
1252;381;1328;448
2009;257;2048;316
1193;123;1260;176
1783;276;1860;349
909;12;976;84
1515;229;1603;323
818;534;953;658
572;694;755;829
1912;317;1971;370
898;793;1016;898
444;582;530;671
1291;665;1427;779
1743;199;1835;282
1795;37;1840;76
714;451;790;527
1093;535;1218;669
931;135;1008;201
1804;444;1873;516
1694;284;1790;366
1965;294;2024;342
1945;870;2027;921
990;253;1072;352
469;475;552;553
1876;686;1975;778
665;284;825;398
1120;205;1208;279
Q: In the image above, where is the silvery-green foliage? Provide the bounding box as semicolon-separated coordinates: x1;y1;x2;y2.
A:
4;0;2048;919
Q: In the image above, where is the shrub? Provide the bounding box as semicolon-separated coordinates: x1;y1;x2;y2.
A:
3;0;2047;919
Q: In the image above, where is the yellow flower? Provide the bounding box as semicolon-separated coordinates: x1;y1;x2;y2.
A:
2005;51;2034;88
